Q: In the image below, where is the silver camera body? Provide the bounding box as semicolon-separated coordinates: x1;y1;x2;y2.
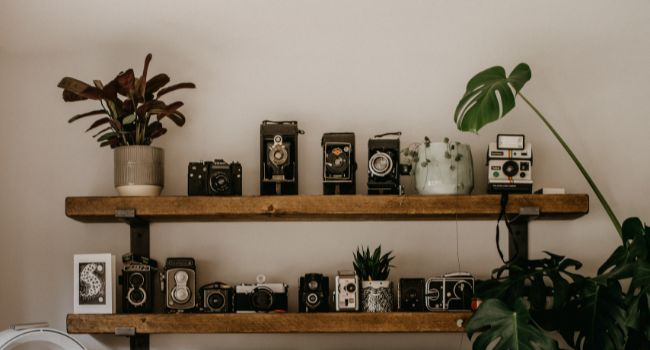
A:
487;134;533;194
234;275;289;313
163;258;196;312
334;271;359;311
425;272;475;311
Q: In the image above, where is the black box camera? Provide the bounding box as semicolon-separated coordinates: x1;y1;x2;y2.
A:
120;254;157;313
299;273;330;312
188;159;242;196
163;257;197;313
322;133;356;195
198;282;234;313
398;278;425;312
368;132;406;195
260;120;303;195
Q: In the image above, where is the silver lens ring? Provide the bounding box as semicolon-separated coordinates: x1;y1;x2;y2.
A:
127;287;147;307
369;151;393;177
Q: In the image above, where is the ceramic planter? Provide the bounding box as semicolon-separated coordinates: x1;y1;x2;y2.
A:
114;145;164;196
361;280;394;312
413;142;474;195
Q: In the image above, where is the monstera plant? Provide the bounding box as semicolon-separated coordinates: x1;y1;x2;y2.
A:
454;64;650;349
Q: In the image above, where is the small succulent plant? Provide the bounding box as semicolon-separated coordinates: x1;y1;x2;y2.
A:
57;53;196;148
402;137;464;172
353;245;395;281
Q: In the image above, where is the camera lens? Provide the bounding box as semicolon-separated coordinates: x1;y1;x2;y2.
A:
503;160;519;177
345;283;356;293
369;151;393;177
326;148;349;174
129;273;145;287
207;292;225;310
306;293;320;306
308;280;319;290
128;288;146;305
210;173;231;193
251;288;273;311
407;289;417;299
172;287;191;304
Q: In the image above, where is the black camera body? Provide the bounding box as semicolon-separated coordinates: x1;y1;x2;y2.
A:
120;254;157;313
299;273;330;312
425;272;475;311
198;282;234;313
188;159;242;196
163;257;197;313
260;120;302;195
322;133;356;195
398;278;425;312
368;133;403;195
235;275;288;313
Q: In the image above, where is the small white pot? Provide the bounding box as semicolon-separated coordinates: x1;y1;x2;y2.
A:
361;280;394;312
114;146;164;196
413;142;474;195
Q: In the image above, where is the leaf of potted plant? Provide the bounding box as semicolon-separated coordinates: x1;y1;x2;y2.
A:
57;53;195;196
403;137;474;195
353;245;395;312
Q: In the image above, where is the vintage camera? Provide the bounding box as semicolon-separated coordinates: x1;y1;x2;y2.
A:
162;257;196;312
188;159;242;196
425;272;475;311
120;254;157;313
487;134;533;194
322;133;356;195
260;120;303;195
299;273;330;312
235;275;288;313
398;278;425;312
334;271;359;311
368;132;408;195
198;282;234;313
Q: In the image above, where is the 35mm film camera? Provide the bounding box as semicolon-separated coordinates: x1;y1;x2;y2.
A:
162;257;197;312
260;120;303;195
322;133;356;195
120;253;157;313
299;273;330;312
235;275;288;313
487;134;533;194
188;159;242;196
368;132;409;195
425;272;475;311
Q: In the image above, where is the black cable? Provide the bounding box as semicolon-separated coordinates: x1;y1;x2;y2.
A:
496;192;518;264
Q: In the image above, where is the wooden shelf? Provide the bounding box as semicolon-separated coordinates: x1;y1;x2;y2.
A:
65;194;588;223
66;312;471;334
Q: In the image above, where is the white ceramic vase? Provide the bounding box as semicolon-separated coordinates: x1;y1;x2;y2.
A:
114;146;164;196
361;280;394;312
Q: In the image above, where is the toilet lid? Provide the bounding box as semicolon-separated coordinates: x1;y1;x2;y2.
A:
0;328;86;349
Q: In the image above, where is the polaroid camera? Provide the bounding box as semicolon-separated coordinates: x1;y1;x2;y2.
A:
487;134;533;194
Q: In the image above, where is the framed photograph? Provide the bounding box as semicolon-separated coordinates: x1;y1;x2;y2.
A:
73;254;115;314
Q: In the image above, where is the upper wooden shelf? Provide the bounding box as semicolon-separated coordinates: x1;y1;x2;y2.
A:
66;312;471;334
65;194;588;223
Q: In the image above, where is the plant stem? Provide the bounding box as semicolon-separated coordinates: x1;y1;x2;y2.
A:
518;93;622;239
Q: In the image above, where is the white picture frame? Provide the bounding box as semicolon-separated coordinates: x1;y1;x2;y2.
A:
73;254;115;314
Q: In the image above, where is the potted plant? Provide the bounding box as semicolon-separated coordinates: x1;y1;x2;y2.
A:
57;53;196;196
403;137;474;195
353;245;395;312
453;64;649;349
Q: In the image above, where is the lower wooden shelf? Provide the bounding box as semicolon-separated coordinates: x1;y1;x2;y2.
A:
66;312;472;334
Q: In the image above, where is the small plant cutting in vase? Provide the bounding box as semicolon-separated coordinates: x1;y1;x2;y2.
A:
403;136;474;195
57;53;195;196
353;245;395;312
454;63;649;349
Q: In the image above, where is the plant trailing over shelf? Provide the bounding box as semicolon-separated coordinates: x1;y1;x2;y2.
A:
57;53;196;148
454;64;650;349
353;245;395;281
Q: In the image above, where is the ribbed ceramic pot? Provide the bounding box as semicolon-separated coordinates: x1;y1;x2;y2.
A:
414;142;474;195
114;146;164;196
361;280;394;312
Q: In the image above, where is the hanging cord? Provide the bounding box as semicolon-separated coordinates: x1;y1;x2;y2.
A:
496;192;518;264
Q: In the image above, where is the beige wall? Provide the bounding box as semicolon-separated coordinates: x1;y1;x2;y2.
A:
1;0;649;349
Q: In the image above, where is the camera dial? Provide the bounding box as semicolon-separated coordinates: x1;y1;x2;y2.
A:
369;151;393;177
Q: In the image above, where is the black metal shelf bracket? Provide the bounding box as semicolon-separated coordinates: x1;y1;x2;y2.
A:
508;206;540;265
115;209;150;350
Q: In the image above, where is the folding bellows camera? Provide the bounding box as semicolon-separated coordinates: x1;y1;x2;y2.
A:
260;120;302;195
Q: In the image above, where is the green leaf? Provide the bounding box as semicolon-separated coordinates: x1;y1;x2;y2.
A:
122;113;136;125
466;298;558;350
454;63;531;133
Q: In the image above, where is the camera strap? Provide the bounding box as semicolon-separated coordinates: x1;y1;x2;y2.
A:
496;193;518;264
373;131;402;138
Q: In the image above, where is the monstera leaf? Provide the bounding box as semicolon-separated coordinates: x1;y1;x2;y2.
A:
466;298;558;350
454;63;531;133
